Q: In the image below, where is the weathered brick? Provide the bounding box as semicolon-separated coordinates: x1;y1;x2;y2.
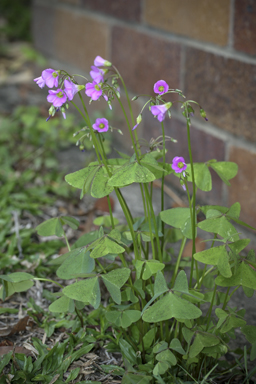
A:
142;112;225;204
58;0;80;4
55;9;109;71
184;48;256;142
32;3;56;56
234;0;256;55
81;0;141;22
144;0;230;46
228;146;256;229
111;26;181;95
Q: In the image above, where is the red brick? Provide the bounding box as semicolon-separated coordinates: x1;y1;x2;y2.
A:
81;0;141;22
32;3;56;56
111;26;181;96
184;48;256;142
234;0;256;55
144;0;230;46
228;146;256;229
55;9;109;72
142;112;225;205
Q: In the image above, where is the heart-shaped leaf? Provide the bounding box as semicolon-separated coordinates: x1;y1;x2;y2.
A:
57;249;95;279
49;295;75;313
63;277;100;308
142;292;202;322
108;162;155;187
102;268;130;304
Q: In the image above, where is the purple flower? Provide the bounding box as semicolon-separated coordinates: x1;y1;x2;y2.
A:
172;157;187;173
151;102;172;122
94;56;112;67
85;81;102;100
92;118;109;133
154;80;169;95
34;76;45;88
64;79;83;101
47;89;67;107
42;69;59;88
103;94;112;110
90;66;105;83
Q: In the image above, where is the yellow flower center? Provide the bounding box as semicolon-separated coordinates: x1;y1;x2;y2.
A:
159;85;164;92
95;84;100;91
53;72;58;78
99;123;105;128
178;162;184;168
57;91;63;98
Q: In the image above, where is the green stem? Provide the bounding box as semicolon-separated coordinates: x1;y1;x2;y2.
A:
206;284;217;331
160;122;166;254
63;232;71;252
33;278;63;289
75;307;84;328
186;115;198;287
222;287;231;310
170;236;186;287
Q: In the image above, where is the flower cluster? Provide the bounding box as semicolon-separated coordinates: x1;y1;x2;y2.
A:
133;79;171;130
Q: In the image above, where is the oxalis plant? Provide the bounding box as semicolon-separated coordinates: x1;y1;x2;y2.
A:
2;55;256;383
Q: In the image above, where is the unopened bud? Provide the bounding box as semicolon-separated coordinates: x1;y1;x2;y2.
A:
132;96;138;101
136;114;142;124
165;102;172;110
79;145;85;151
200;108;207;118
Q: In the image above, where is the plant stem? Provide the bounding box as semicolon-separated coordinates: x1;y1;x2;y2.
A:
170;236;186;287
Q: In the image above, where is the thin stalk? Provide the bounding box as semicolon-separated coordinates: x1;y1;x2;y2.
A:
206;284;217;331
170;236;187;287
144;185;162;262
107;195;115;229
34;278;63;289
222;287;231;310
63;232;71;252
75;307;84;328
186;117;198;287
160;122;166;253
144;185;156;260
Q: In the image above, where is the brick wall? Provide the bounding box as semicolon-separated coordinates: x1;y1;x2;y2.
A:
32;0;256;228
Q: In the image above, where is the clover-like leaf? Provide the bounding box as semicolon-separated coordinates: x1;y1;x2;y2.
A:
63;277;100;308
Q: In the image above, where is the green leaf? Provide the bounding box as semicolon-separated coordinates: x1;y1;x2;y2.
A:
241;325;256;344
153;361;169;376
63;277;100;308
227;202;241;219
57;249;95;279
210;162;238;185
65;167;91;189
122;373;152;384
154;270;168;296
169;338;185;355
91;166;114;198
194;245;231;278
36;217;64;237
119;339;137;366
198;216;239;242
59;216;79;229
106;310;141;328
49;295;75;313
156;349;177;365
102;268;130;304
93;215;119;227
228;239;251;254
189;333;219;358
0;272;34;283
142;292;202;322
108;162;156;187
0;280;34;300
142;260;165;280
220;315;246;333
186;163;212;191
65;367;80;383
0;351;12;374
173;270;189;293
160;208;195;239
215;261;256;289
90;236;125;259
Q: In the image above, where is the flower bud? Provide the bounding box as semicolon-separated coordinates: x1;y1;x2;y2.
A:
132;96;138;101
136;114;142;124
79;144;85;151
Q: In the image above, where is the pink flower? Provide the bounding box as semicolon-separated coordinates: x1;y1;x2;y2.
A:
154;80;169;95
151;102;172;122
172;157;187;173
94;56;112;67
47;89;67;107
42;68;59;88
64;79;82;101
90;66;104;83
92;118;109;133
85;81;102;100
34;76;45;88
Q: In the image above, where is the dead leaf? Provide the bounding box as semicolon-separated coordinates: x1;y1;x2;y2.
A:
0;316;34;337
0;346;32;356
